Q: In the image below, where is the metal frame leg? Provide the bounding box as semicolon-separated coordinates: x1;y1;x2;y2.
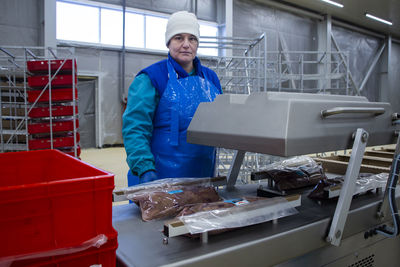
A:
377;134;400;220
327;128;368;246
226;150;246;190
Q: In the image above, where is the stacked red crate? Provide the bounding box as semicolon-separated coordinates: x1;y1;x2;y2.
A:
28;105;78;118
28;119;79;134
27;59;80;157
0;150;117;266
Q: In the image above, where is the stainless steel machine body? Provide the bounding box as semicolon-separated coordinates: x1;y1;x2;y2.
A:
187;92;396;156
113;185;400;267
113;92;400;266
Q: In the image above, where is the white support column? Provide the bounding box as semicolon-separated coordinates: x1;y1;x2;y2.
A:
225;0;233;38
317;14;332;93
225;0;233;58
44;0;57;57
379;36;391;102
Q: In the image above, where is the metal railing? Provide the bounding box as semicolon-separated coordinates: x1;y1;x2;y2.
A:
266;50;351;95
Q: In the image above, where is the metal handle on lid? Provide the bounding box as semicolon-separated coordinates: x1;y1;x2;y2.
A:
321;107;385;118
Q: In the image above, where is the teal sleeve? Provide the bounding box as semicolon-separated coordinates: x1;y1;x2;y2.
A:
122;74;159;177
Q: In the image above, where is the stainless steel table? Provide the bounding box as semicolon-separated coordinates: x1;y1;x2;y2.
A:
113;184;400;267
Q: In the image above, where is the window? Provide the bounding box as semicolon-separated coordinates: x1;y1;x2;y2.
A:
56;0;218;56
125;12;144;48
101;8;123;46
56;1;99;43
145;16;169;51
198;24;219;56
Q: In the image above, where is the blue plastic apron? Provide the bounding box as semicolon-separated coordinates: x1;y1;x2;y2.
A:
151;60;220;179
127;60;220;185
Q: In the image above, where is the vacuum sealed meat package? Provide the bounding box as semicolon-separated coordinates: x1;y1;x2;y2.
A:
265;163;325;190
175;196;264;237
307;178;343;199
308;173;388;199
251;156;326;190
127;185;221;221
177;196;299;235
178;196;262;217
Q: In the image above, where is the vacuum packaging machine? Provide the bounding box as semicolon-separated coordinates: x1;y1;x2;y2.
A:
113;92;400;267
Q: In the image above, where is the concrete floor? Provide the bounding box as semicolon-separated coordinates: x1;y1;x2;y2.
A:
79;146;226;190
80;147;129;204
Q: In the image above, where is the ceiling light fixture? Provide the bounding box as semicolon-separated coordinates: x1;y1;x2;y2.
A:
320;0;343;8
365;13;393;26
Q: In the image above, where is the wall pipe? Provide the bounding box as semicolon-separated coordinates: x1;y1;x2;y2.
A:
121;0;126;104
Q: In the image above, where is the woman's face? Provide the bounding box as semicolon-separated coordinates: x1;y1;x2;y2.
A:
168;33;198;67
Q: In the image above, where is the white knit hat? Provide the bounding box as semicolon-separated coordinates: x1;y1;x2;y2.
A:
165;11;200;46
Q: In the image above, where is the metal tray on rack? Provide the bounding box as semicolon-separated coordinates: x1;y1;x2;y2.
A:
315;156;391;175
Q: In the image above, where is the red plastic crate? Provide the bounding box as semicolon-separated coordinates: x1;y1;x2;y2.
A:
28;119;79;134
10;231;118;267
28;75;77;88
28;88;78;103
29;133;80;149
27;59;77;74
0;150;116;262
28;105;78;118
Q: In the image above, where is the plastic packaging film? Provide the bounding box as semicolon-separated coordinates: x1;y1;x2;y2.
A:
263;155;317;170
308;173;389;199
178;197;299;234
0;234;108;267
123;177;216;197
177;196;263;217
355;173;388;195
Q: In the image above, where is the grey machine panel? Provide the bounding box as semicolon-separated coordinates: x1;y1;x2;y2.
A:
187;92;397;156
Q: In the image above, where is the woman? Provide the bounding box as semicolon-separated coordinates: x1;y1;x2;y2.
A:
122;11;222;185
